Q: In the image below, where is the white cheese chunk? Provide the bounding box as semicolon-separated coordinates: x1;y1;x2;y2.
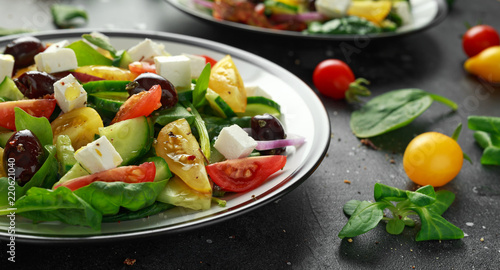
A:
127;38;168;62
214;124;257;160
44;40;70;53
316;0;351;18
53;74;87;113
154;55;192;89
245;85;272;99
182;53;206;79
0;54;15;81
34;48;78;73
74;136;123;174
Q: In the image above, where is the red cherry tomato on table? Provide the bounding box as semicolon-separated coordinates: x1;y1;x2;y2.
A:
462;25;500;57
312;59;370;102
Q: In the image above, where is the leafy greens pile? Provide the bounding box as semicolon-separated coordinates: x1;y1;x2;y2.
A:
338;183;464;241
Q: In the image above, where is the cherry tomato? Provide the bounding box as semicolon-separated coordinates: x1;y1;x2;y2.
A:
462;25;500;57
313;59;355;99
53;162;156;191
51;107;104;151
199;55;217;67
111;84;162;124
128;61;157;74
206;155;287;192
403;132;464;187
0;99;57;130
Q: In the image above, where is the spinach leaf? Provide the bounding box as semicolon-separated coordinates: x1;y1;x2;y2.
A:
339;184;463;241
0;186;102;230
82;34;117;58
350;89;457;138
14;107;53;146
51;4;88;29
102;202;174;223
468;116;500;165
67;40;113;66
192;64;211;109
468;115;500;135
74;180;168;216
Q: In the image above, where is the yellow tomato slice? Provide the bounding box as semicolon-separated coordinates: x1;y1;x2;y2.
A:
51;107;104;151
154;118;212;194
74;65;138;81
347;1;392;25
208;55;247;113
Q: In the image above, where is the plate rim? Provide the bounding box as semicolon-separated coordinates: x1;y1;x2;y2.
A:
0;29;331;243
164;0;449;40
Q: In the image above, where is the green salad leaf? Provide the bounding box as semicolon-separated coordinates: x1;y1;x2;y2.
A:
14;107;53;146
339;183;463;241
192;63;211;109
102;201;174;223
82;34;118;58
51;4;88;29
67;40;113;66
350;89;458;138
468;116;500;165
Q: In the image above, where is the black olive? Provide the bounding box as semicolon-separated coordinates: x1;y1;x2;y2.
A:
14;71;56;99
3;36;44;69
126;72;178;109
251;113;287;155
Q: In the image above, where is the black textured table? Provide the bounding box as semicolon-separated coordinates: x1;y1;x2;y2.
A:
1;0;499;269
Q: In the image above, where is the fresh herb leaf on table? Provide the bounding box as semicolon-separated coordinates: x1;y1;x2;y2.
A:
350;89;458;138
338;183;464;241
51;4;88;29
468;115;500;165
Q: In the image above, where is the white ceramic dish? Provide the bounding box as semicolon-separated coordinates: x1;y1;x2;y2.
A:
0;29;330;243
165;0;448;40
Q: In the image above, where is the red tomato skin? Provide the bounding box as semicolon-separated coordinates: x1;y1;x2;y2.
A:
129;61;157;74
313;59;355;99
462;25;500;57
0;99;57;130
111;84;162;123
206;155;286;193
54;162;156;191
199;55;217;67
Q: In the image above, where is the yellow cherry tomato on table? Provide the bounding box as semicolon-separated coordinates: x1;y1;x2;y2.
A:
403;132;464;187
464;45;500;83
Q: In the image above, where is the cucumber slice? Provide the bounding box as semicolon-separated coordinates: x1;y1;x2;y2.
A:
55;135;77;175
0;76;25;101
143;156;172;181
53;163;90;188
237;96;281;117
98;116;153;165
206;88;237;118
82;80;130;94
87;91;128;118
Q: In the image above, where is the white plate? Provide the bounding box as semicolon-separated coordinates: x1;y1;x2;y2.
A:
165;0;448;40
0;29;330;243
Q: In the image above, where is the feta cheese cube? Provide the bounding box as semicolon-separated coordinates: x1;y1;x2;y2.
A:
127;38;168;62
44;40;70;53
53;74;87;113
245;85;272;99
34;48;78;73
315;0;351;18
0;54;15;81
182;53;207;79
214;124;257;160
74;136;123;174
154;55;192;89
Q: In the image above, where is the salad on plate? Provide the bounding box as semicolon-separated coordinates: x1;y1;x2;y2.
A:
0;32;303;230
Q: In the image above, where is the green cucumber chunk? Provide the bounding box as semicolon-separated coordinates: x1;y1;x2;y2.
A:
112;50;133;69
206;88;237;118
82;80;131;94
98;116;153;165
143;156;172;182
0;76;25;101
237;96;281;117
55;134;77;175
87;91;128;118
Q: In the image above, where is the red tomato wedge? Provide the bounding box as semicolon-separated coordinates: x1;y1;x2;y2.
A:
129;61;157;74
53;162;156;191
206;155;287;192
111;84;162;124
199;55;217;67
0;99;57;130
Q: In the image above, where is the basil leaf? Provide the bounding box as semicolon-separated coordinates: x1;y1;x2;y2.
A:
343;200;363;216
338;201;389;239
411;207;464;241
82;34;117;58
374;183;407;202
350;89;457;138
14;107;53;146
67;40;113;66
51;4;88;29
2;187;102;230
386;218;405;235
74;180;168;216
468;115;500;135
102;202;174;223
192;64;211;109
